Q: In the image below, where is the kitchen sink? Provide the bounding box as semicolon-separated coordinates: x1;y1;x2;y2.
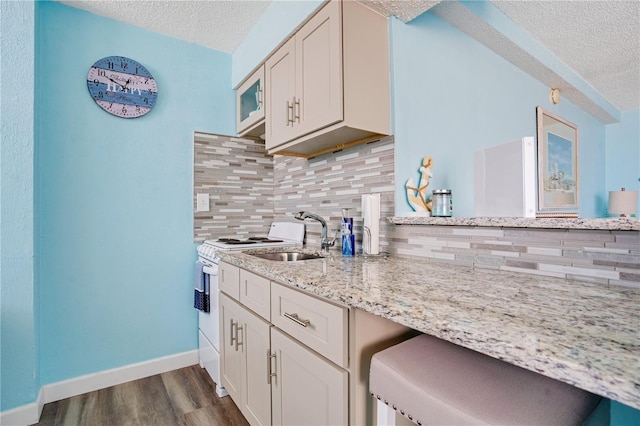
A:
249;252;324;262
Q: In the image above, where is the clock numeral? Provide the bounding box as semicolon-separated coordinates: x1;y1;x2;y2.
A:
121;61;128;70
97;69;106;77
98;91;104;99
136;106;141;113
144;98;148;105
107;61;114;70
122;106;127;115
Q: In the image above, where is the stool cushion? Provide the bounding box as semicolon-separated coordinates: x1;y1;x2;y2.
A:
370;334;601;425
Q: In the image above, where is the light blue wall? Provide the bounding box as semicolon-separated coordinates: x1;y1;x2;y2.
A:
390;12;608;218
606;109;640;215
1;0;39;411
36;2;234;385
3;0;638;417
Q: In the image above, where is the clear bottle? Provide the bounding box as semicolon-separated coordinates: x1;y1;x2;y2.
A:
432;189;453;217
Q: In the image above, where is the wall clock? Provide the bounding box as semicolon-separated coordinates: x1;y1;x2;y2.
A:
86;56;158;118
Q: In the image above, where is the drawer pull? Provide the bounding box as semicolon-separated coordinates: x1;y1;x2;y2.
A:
284;312;310;328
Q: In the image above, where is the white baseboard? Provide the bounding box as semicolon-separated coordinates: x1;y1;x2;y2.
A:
0;388;43;426
0;350;198;426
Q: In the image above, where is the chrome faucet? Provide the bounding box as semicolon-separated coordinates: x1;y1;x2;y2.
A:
294;211;336;253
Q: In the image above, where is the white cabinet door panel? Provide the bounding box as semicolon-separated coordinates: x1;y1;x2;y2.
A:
242;307;271;426
265;37;297;149
296;0;343;136
220;293;243;403
271;328;347;426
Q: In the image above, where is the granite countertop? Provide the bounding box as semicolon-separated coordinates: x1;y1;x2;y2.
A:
217;248;640;409
388;216;640;230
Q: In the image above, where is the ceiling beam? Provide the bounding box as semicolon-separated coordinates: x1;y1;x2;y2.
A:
432;0;621;124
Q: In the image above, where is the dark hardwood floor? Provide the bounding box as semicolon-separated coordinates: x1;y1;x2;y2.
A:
35;365;249;426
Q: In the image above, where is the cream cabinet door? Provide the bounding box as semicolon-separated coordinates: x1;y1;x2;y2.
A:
220;293;243;403
221;292;272;426
242;304;272;426
271;328;348;426
295;0;343;137
265;37;297;149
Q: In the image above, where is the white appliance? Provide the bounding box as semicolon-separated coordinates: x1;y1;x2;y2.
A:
474;137;536;217
196;222;305;397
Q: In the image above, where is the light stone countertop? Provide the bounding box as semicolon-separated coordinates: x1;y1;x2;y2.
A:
387;216;639;230
217;248;640;409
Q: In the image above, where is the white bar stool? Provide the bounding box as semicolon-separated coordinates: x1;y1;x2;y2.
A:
370;334;602;425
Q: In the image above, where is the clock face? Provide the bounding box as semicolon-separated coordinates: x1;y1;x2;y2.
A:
87;56;158;118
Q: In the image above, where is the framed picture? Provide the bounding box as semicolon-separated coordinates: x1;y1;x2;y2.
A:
536;106;578;214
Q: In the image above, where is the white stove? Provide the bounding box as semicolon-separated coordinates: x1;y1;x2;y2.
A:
197;222;305;262
195;222;304;397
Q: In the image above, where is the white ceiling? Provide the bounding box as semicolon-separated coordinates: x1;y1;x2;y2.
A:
491;0;639;112
58;0;274;54
57;0;639;113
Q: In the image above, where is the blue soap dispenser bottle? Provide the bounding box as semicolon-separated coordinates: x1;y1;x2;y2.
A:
341;208;355;256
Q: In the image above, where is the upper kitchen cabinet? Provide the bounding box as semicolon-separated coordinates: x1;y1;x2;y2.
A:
265;0;390;157
236;65;265;138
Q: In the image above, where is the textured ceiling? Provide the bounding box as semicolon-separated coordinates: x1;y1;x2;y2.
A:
492;0;640;111
55;0;639;114
57;0;273;54
358;0;440;22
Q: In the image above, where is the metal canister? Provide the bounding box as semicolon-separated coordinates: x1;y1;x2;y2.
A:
432;189;453;217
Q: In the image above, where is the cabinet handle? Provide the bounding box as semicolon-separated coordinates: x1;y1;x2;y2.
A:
267;350;277;385
294;97;300;123
229;319;236;347
257;87;263;106
284;312;311;328
286;101;294;126
235;324;243;351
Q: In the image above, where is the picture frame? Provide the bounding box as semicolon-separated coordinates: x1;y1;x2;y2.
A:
536;106;579;214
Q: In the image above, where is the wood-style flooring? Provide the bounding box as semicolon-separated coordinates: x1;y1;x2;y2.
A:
35;365;249;426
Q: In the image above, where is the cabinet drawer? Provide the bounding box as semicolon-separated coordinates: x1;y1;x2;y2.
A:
240;269;270;321
219;262;240;301
271;282;348;367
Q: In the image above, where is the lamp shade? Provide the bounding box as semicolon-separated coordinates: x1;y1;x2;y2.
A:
608;188;638;216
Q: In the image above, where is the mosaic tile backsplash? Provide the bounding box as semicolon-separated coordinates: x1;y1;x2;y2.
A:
193;132;637;287
273;136;395;251
193;133;274;241
388;225;639;288
193;133;395;248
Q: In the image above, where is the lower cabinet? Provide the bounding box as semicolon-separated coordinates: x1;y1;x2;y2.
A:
220;292;271;426
271;327;348;425
218;261;413;425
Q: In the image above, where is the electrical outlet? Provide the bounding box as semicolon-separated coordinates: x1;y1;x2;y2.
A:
196;193;210;212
